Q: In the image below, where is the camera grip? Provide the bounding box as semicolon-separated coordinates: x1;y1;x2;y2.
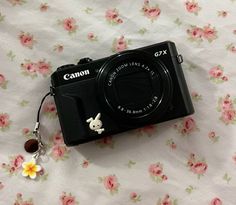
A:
55;93;87;145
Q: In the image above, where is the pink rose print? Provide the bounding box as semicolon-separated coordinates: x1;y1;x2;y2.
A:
40;3;49;12
2;154;25;176
218;11;228;18
37;60;52;76
52;131;64;144
19;32;36;49
0;113;11;131
217;94;236;125
59;18;78;34
185;0;201;15
233;30;236;35
21;60;38;78
187;25;203;43
187;24;217;43
14;193;34;205
210;198;222;205
142;0;161;22
99;175;120;195
187;153;208;178
60;192;78;205
43;100;57;118
0;73;8;89
157;194;178;205
166;139;177;149
191;91;202;101
209;65;228;83
22;128;33;138
208;131;220;143
50;131;70;161
174;116;198;136
130;192;141;202
112;35;131;53
95;136;114;148
7;0;26;6
226;43;236;53
105;9;123;25
81;159;89;168
137;124;156;137
51;145;66;161
203;24;218;42
11;154;24;169
0;182;4;190
87;32;98;41
148;162;168;183
53;44;64;53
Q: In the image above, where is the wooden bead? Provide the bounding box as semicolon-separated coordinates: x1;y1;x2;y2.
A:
24;139;39;153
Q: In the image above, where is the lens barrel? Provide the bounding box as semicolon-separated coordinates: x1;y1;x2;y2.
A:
96;50;173;125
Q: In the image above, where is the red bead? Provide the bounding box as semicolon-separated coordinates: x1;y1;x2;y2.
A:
24;139;39;153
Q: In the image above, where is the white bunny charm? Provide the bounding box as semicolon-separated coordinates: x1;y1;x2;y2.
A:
86;113;105;134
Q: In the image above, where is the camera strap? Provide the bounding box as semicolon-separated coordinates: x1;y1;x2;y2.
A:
22;91;53;179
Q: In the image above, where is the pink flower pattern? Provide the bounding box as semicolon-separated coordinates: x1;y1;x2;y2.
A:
148;162;168;183
187;24;217;43
208;131;220;143
185;0;201;15
187;153;208;178
50;131;70;161
87;32;98;41
1;155;25;176
129;192;141;202
226;43;236;53
217;94;236;125
99;174;120;195
157;194;178;205
191;91;202;101
14;193;34;205
60;192;78;205
43;101;57;118
21;59;52;78
19;32;36;49
141;0;161;22
0;113;11;131
209;65;228;83
105;9;123;25
0;74;8;89
59;18;78;34
210;197;222;205
112;35;130;52
174;116;198;136
40;3;49;12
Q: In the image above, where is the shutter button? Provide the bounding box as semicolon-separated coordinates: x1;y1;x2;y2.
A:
78;58;93;65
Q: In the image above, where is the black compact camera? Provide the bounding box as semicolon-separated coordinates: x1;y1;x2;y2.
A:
51;41;194;146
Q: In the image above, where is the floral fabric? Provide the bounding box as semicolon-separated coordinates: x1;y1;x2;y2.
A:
0;0;236;204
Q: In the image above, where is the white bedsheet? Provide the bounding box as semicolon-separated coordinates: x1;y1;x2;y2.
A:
0;0;236;204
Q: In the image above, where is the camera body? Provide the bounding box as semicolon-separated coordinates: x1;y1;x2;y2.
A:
51;41;194;146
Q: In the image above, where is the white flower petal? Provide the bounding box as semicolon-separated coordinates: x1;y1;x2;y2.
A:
29;172;36;179
22;170;28;177
35;165;41;172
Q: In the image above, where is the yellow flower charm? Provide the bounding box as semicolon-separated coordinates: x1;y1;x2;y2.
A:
22;159;41;179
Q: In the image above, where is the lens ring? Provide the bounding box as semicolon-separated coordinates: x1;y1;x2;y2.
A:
96;50;173;124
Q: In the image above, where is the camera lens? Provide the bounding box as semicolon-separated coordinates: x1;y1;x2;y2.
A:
96;50;173;124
